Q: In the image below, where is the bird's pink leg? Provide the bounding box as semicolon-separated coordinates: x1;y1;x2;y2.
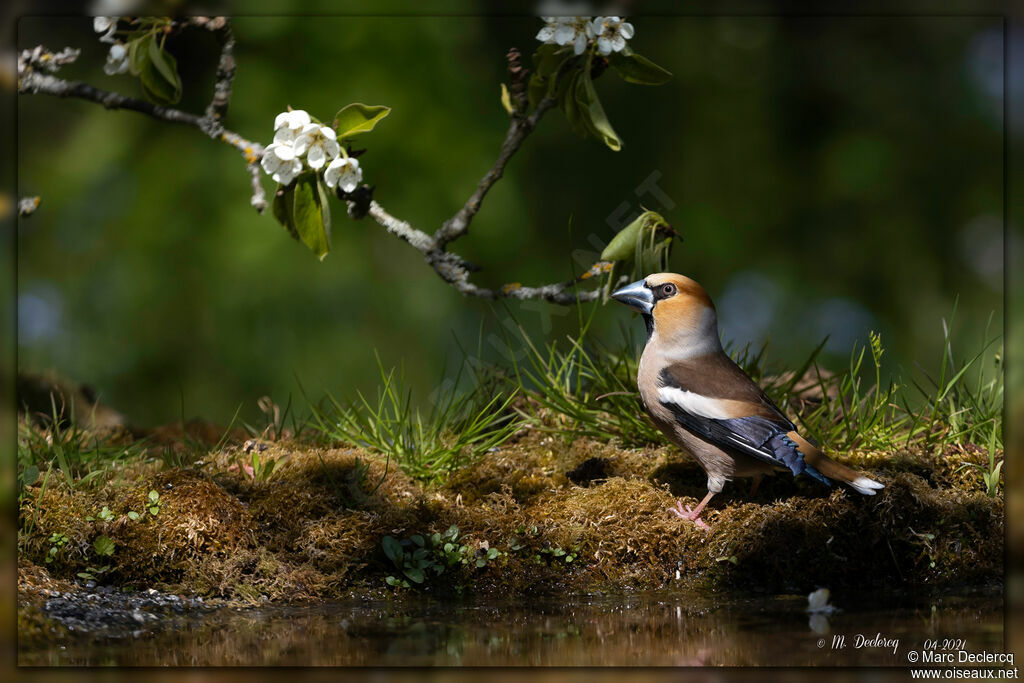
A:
669;490;716;530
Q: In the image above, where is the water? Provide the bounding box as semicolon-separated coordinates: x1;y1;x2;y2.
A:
20;590;1004;666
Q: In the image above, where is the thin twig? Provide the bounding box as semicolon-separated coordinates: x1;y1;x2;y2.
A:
21;69;204;126
19;46;260;158
434;96;556;248
247;163;268;213
200;18;236;129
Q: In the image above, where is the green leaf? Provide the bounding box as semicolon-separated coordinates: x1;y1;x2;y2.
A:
128;36;148;76
261;459;277;481
382;536;402;563
148;506;160;516
93;535;115;557
127;511;140;521
576;69;622;151
601;214;643;261
148;490;160;504
137;35;182;105
529;45;578;111
527;74;547;111
333;103;391;139
608;51;673;85
385;576;400;586
316;177;332;237
532;44;568;78
291;174;330;260
403;567;425;584
147;37;182;96
272;184;299;240
600;210;670;261
560;72;587;137
486;547;499;560
21;464;39;487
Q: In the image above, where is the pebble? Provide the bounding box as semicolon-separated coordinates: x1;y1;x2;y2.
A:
38;582;215;640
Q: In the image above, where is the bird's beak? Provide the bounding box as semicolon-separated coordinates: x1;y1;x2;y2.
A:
611;279;654;315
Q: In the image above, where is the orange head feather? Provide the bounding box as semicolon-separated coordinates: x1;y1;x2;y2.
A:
612;273;721;356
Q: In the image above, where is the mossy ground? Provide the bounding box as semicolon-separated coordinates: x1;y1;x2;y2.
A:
17;419;1004;605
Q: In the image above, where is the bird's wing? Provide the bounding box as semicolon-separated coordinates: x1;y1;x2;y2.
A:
657;368;829;484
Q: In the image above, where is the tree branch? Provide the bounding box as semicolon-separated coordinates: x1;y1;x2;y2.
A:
434;97;556;249
196;17;236;131
364;201;610;304
19;43;265;209
21;69;204;126
19;33;609;304
247;163;268;213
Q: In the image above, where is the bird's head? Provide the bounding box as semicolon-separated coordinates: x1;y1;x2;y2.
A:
611;273;721;355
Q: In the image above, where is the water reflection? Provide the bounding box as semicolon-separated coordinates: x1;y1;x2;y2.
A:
20;591;1003;667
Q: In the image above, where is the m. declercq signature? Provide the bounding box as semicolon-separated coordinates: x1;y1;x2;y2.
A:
826;633;900;654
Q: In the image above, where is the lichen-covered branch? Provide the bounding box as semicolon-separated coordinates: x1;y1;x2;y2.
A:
19;43;264;206
18;31;607;304
434;97;557;249
21;68;203;126
197;17;236;130
353;92;607;304
19;53;259;154
364;201;610;304
247;163;268;213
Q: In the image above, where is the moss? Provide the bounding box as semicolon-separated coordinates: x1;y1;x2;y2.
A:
17;428;1004;603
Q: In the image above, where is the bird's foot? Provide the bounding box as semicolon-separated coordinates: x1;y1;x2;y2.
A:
668;499;711;530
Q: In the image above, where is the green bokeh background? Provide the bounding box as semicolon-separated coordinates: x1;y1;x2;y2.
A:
17;14;1006;427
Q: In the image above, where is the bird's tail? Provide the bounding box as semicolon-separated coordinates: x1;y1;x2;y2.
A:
787;431;885;495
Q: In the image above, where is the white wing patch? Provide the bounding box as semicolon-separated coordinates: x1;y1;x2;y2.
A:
658;386;734;419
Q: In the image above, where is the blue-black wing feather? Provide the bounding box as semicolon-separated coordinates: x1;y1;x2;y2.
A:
657;372;829;485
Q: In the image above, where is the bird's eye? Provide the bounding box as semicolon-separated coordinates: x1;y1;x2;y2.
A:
661;283;676;297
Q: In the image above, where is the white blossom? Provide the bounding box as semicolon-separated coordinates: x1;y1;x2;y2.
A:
536;16;593;55
93;16;119;44
590;16;634;55
294;123;340;170
273;109;311;145
557;16;594;55
536;16;563;44
261;142;303;186
324;157;362;193
103;42;129;75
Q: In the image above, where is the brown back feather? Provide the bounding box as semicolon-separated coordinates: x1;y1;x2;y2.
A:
663;352;789;424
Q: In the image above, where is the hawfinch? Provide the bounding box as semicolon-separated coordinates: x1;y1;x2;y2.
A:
611;273;884;530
